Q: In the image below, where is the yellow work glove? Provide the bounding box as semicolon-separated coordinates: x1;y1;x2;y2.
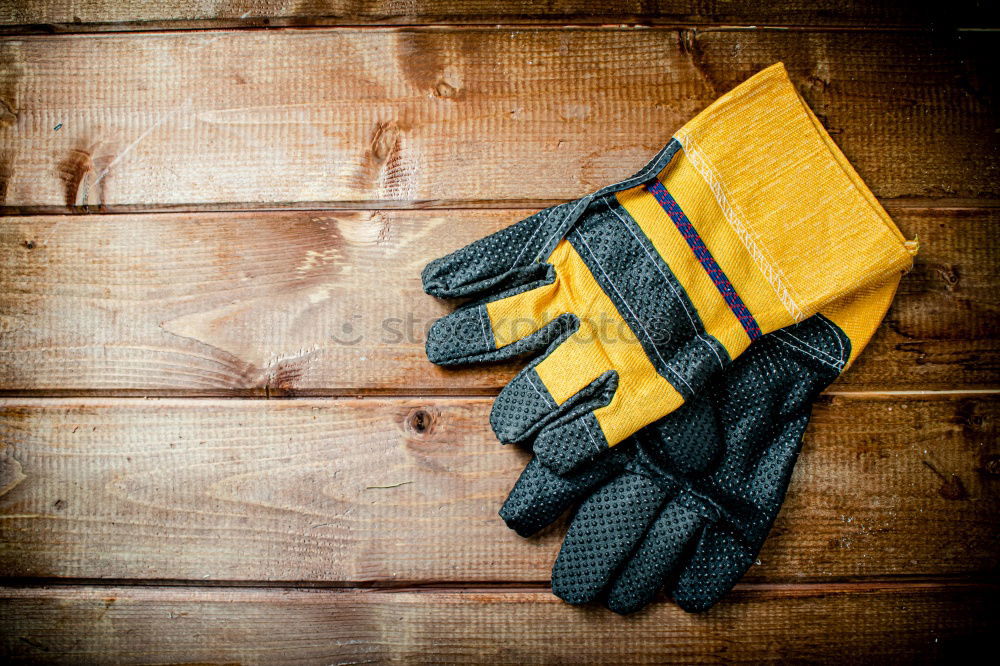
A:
423;63;916;474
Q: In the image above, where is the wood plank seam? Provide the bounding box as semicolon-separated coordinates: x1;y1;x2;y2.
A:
0;577;996;591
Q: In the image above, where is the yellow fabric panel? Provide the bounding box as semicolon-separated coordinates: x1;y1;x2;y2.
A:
592;352;685;448
819;274;901;370
486;239;619;404
533;324;608;405
532;240;613;404
673;62;916;322
615;183;751;360
661;152;798;335
485;272;562;349
541;242;686;447
488;239;685;448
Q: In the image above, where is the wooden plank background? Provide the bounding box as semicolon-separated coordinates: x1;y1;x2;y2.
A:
1;29;997;212
3;1;999;31
1;585;995;663
0;1;998;662
1;396;996;583
1;207;996;395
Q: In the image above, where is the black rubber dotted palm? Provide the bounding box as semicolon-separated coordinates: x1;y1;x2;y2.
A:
499;313;849;614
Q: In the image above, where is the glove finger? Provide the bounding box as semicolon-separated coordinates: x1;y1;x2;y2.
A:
499;451;628;538
663;423;804;614
531;410;615;476
551;473;668;605
491;365;617;449
421;203;572;299
530;376;683;476
528;335;720;476
491;315;629;450
425;277;567;366
670;524;756;613
604;497;705;615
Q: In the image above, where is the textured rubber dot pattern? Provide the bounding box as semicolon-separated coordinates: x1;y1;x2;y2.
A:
421;203;572;299
605;496;704;614
552;474;670;604
517;313;849;614
673;524;754;613
531;409;612;475
499;450;630;538
490;367;559;443
424;304;496;364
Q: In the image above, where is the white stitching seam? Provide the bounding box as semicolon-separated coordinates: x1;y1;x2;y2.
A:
525;366;605;454
773;329;841;365
816;315;847;366
534;198;588;269
774;326;844;363
674;129;805;322
527;142;681;272
771;333;842;370
478;306;493;351
524;370;553;407
507;207;552;274
604;198;726;371
573;233;696;395
581;416;605;453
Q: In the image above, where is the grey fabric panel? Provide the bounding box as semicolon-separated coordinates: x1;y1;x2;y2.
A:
421;202;574;299
489;366;561;443
567;196;730;400
532;410;612;476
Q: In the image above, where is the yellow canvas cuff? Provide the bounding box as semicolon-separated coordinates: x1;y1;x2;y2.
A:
671;62;917;323
819;274;901;370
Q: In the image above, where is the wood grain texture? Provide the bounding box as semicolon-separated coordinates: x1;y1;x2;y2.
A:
2;1;997;31
0;4;993;663
1;208;995;394
1;584;995;663
0;29;997;211
0;396;995;583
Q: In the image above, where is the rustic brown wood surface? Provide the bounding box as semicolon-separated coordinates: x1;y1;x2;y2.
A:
1;585;995;664
3;0;998;31
0;207;996;395
0;1;997;662
1;396;995;582
0;29;997;212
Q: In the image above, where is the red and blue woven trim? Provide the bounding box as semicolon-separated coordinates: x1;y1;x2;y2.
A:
645;180;763;341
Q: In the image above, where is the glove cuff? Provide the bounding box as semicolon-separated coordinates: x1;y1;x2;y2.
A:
670;62;916;323
613;62;916;363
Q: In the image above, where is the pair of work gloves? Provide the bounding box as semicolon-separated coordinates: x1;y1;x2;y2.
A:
421;63;917;614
